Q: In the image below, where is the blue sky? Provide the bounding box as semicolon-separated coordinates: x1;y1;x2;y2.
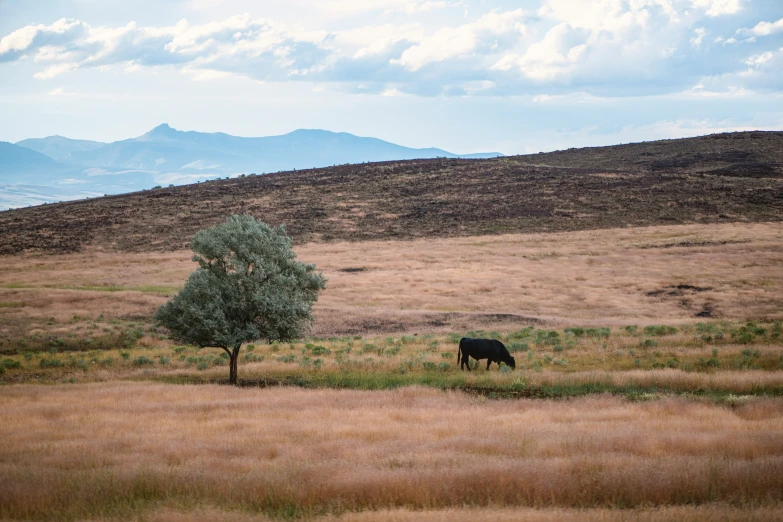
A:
1;0;782;154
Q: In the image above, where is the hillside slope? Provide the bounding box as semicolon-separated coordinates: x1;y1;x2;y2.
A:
0;131;780;255
16;136;106;162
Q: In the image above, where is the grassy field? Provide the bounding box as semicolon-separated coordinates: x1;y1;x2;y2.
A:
2;222;783;520
1;222;781;346
2;383;782;521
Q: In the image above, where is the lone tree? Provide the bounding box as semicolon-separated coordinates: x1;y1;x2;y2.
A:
154;215;326;384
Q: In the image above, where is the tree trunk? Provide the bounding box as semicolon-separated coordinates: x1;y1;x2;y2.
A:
229;344;240;385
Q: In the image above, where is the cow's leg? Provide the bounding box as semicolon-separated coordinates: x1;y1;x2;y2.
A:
465;357;472;371
486;359;492;370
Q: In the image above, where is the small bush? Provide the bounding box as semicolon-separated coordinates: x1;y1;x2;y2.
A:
39;358;62;368
196;362;209;371
276;354;296;364
640;339;659;348
120;351;131;360
244;353;265;363
643;325;678;336
624;325;638;334
133;356;155;366
441;352;453;359
437;362;450;372
554;358;568;366
447;333;463;344
508;342;530;352
564;327;585;337
173;346;187;354
2;359;21;370
158;356;170;365
310;345;331;356
100;357;114;366
423;361;437;371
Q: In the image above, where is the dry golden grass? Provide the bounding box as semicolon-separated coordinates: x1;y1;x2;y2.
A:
1;382;782;520
0;222;781;342
88;505;783;522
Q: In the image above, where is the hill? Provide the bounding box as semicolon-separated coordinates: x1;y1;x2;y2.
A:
0;141;64;176
0;131;780;255
16;136;106;162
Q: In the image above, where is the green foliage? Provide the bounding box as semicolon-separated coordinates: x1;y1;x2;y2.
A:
508;342;530;352
643;325;678;336
133;356;155;366
2;358;21;370
564;327;585;337
39;358;62;368
624;325;638;334
422;361;436;371
154;215;327;350
440;351;453;359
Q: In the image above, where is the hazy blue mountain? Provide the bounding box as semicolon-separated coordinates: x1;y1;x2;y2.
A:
16;136;106;162
67;124;503;174
0;141;63;176
1;125;503;209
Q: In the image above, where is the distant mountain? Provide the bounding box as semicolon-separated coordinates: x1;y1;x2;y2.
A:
0;141;63;176
0;125;503;209
65;124;502;173
16;136;106;162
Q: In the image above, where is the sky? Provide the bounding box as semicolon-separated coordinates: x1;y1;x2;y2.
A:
1;0;782;155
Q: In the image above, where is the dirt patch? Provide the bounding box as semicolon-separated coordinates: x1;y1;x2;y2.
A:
646;284;712;297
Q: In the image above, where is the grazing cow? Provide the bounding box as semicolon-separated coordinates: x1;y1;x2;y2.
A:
457;338;515;371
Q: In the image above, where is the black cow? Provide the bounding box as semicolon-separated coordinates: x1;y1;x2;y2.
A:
457;338;515;371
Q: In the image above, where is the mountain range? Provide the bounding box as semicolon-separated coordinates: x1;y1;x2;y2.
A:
0;125;502;210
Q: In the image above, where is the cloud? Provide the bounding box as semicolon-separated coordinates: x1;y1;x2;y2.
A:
691;0;743;17
741;17;783;37
391;9;526;71
0;1;780;98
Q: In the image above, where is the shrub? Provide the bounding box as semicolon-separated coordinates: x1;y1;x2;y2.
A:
196;362;209;371
624;325;638;334
640;339;658;348
384;346;401;357
244;353;265;362
120;351;131;360
276;354;296;364
310;345;331;356
2;359;21;370
100;358;114;366
173;346;187;354
437;362;450;372
564;327;585;337
508;342;530;352
39;358;63;368
133;356;155;366
441;352;453;359
158;356;170;365
423;361;436;371
554;358;568;366
643;325;678;336
446;333;462;344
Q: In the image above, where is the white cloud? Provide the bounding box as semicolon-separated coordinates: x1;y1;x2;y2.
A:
742;18;783;37
0;1;779;98
691;0;742;17
391;9;526;71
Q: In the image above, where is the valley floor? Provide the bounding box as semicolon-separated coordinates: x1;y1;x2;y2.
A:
1;222;781;346
1;222;782;520
1;383;782;521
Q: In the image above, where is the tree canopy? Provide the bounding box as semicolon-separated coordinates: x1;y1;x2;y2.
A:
154;215;326;383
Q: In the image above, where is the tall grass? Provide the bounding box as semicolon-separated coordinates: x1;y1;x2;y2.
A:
1;383;782;520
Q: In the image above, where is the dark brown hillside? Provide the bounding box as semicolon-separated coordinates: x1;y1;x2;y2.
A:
1;131;781;254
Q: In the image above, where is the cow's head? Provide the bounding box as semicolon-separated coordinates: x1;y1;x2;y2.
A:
504;355;516;369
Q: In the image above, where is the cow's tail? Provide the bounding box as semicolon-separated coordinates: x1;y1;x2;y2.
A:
456;343;461;366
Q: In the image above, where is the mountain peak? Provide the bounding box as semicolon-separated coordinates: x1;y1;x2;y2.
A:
138;123;180;141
